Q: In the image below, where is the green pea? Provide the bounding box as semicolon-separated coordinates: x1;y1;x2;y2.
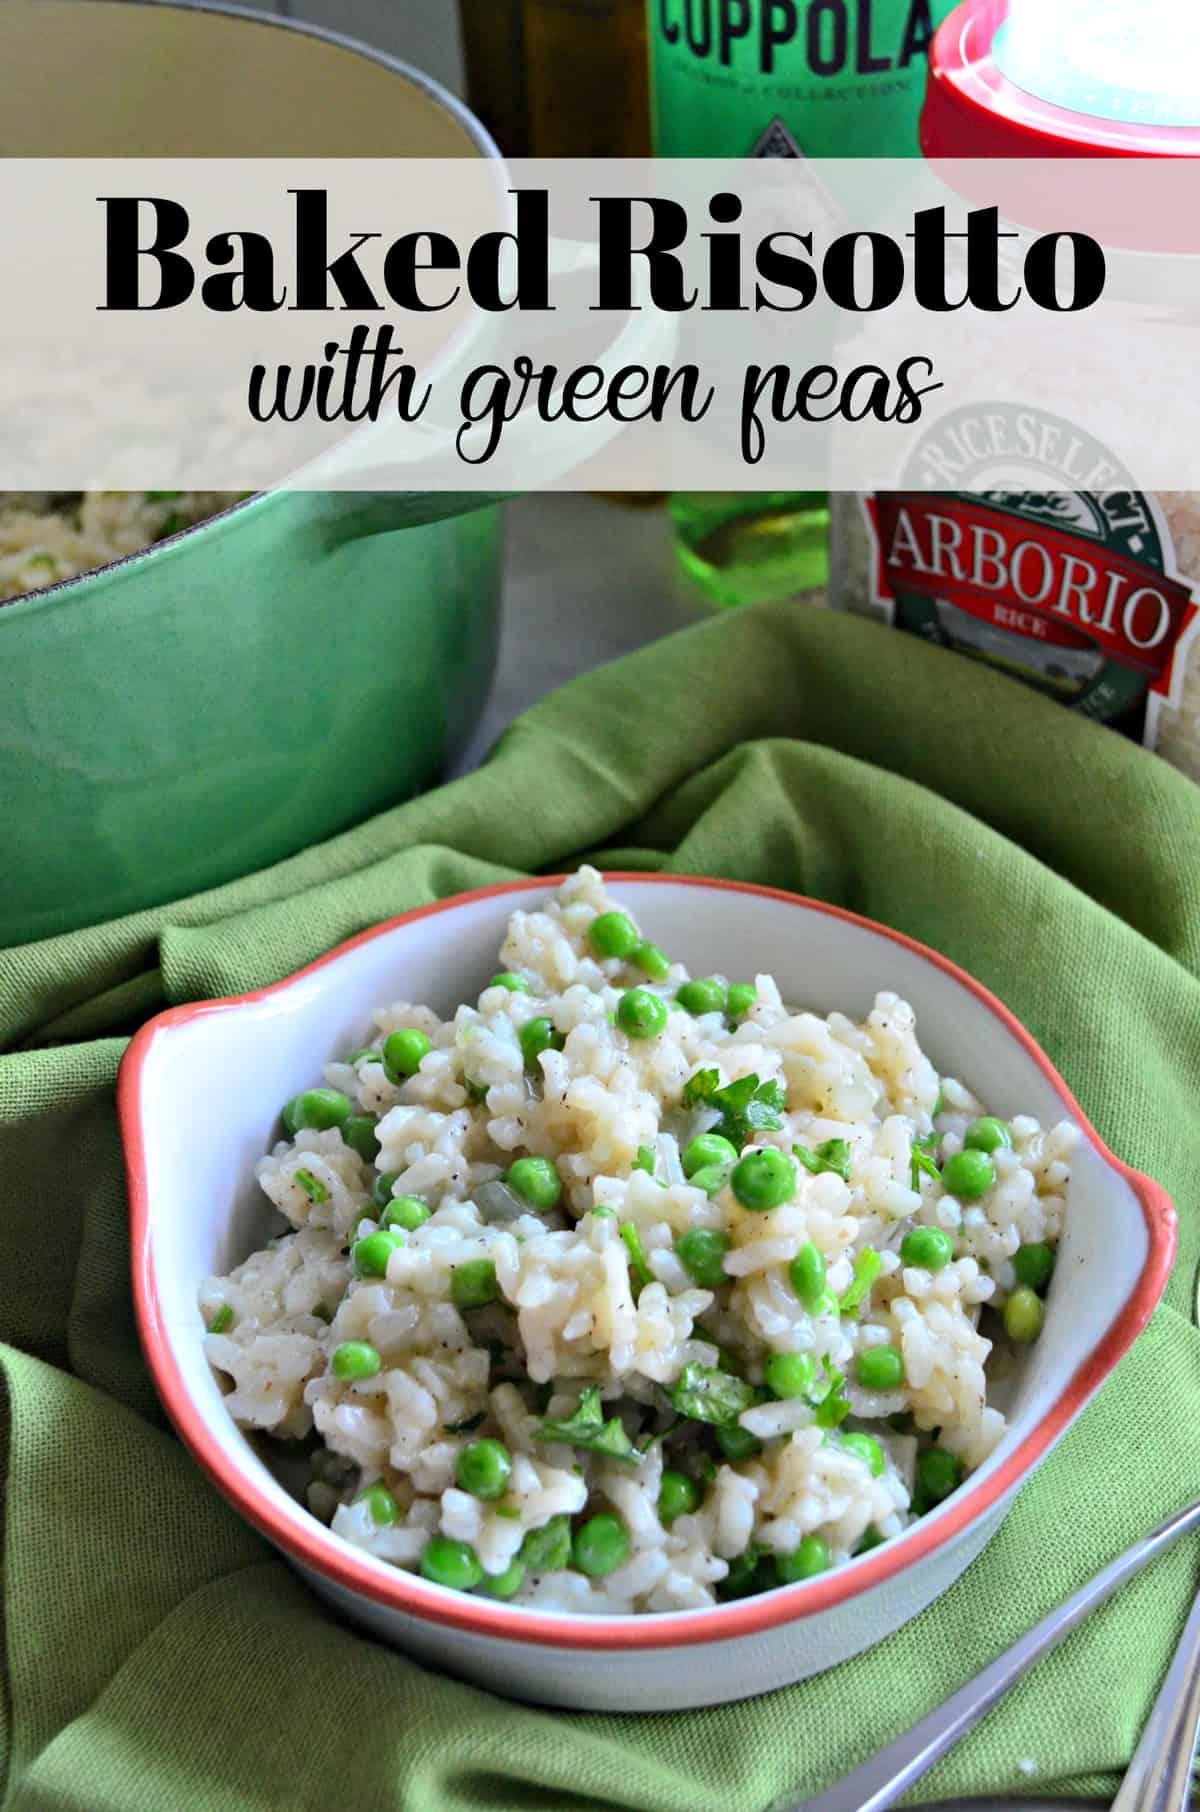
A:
383;1028;433;1084
812;1289;841;1320
716;1423;761;1461
731;1148;795;1212
342;1114;381;1163
674;1228;731;1289
352;1229;403;1277
519;1016;563;1067
764;1351;817;1399
857;1526;886;1554
789;1242;827;1310
456;1438;513;1500
658;1469;701;1525
617;988;668;1040
354;1481;399;1525
372;1171;400;1208
331;1341;381;1381
1013;1242;1055;1294
505;1156;562;1210
419;1536;483;1591
1003;1285;1045;1343
726;982;757;1023
632;940;671;981
589;911;640;959
206;1304;233;1334
451;1260;499;1310
915;1445;963;1507
718;1546;775;1600
964;1116;1012;1154
676;977;727;1016
776;1534;831;1583
345;1048;380;1065
841;1432;885;1477
688;1164;731;1199
480;1557;526;1598
855;1346;905;1391
572;1512;631;1577
282;1087;353;1134
682;1132;738;1177
381;1195;431;1233
489;972;529;993
899;1226;955;1271
941;1149;996;1200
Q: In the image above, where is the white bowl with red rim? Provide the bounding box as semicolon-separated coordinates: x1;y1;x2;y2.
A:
118;874;1176;1712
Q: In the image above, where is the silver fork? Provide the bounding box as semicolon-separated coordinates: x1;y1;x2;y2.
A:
772;1495;1200;1812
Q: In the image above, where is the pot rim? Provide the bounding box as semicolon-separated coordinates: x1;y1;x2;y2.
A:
0;0;501;621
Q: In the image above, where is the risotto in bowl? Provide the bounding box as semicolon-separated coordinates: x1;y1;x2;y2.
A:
119;873;1175;1710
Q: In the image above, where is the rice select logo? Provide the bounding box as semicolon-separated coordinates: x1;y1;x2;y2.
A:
654;0;936;75
866;405;1200;740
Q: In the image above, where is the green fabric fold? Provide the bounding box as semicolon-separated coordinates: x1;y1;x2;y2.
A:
2;601;1198;1812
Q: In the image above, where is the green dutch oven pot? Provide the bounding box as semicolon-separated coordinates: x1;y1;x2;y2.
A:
0;1;510;948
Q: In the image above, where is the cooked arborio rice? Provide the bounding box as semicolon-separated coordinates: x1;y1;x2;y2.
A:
0;492;236;601
202;871;1075;1615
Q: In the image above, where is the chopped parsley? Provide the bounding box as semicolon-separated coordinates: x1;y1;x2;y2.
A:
620;1222;654;1296
519;1516;571;1571
810;1367;851;1427
293;1168;328;1205
633;1145;656;1176
910;1133;942;1193
538;1385;640;1463
205;1304;233;1334
793;1138;852;1183
669;1361;755;1427
839;1247;882;1315
683;1070;786;1148
682;1067;720;1108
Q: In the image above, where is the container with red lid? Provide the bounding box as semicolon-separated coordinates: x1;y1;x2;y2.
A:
830;0;1200;784
922;0;1200;159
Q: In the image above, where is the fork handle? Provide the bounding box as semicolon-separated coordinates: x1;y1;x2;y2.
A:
1110;1582;1200;1812
778;1497;1200;1812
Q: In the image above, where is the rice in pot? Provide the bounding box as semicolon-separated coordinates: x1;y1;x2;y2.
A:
0;491;237;601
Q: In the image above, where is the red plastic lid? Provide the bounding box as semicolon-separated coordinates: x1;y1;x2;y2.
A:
922;0;1200;159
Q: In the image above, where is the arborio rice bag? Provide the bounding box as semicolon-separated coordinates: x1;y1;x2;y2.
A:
201;869;1074;1615
831;479;1200;784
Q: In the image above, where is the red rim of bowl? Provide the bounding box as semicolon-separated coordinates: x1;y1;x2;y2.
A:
922;0;1200;158
118;873;1177;1652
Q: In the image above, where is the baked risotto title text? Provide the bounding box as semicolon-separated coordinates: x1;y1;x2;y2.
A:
98;188;1107;465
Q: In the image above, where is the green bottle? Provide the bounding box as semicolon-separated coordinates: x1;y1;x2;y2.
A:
649;0;953;607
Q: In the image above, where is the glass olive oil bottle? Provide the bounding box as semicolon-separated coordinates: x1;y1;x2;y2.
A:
649;0;953;607
460;1;651;157
525;0;651;156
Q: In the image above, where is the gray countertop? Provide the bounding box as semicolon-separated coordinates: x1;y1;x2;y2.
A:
459;494;703;771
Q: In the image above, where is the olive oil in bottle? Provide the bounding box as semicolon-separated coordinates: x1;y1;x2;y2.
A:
460;1;651;158
524;0;651;156
649;0;953;607
458;1;528;155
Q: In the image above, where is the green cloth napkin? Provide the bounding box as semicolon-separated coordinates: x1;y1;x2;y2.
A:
2;601;1199;1812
